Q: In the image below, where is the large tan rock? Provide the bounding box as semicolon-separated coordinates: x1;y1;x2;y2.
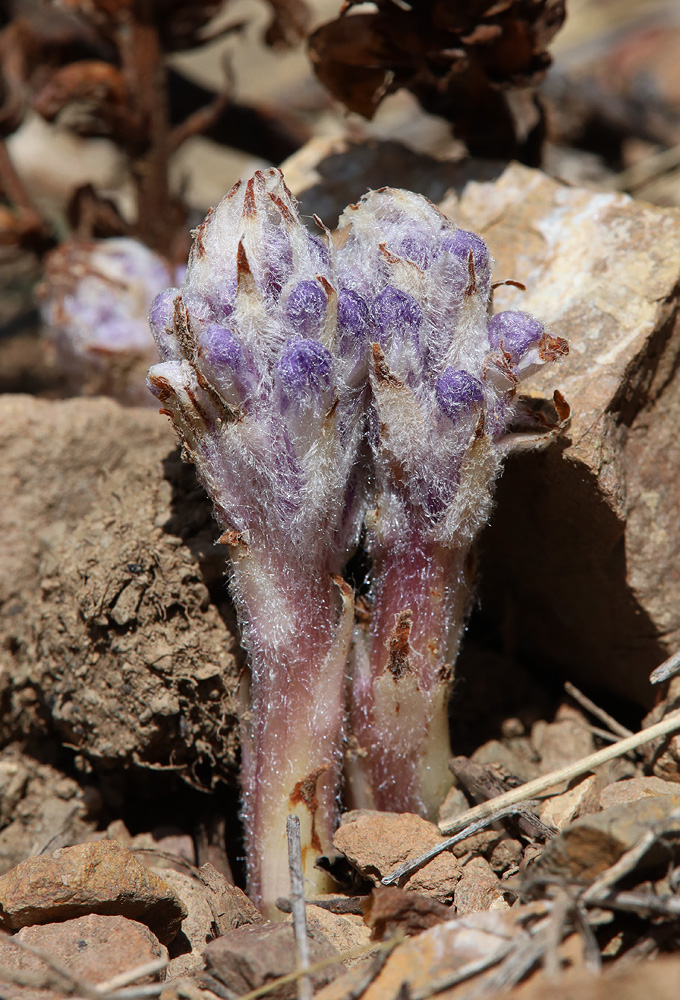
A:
440;164;680;706
534;793;680;881
0;840;186;944
0;394;240;783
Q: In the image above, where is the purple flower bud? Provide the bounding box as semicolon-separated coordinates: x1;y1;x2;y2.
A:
307;234;332;271
277;337;332;396
488;310;544;362
435;368;484;419
40;237;177;406
397;236;432;269
338;289;370;342
200;325;243;370
262;229;293;300
149;288;179;359
439;229;490;280
372;286;422;349
285;280;328;336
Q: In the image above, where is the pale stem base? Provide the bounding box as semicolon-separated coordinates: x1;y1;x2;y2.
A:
346;539;469;821
234;554;354;914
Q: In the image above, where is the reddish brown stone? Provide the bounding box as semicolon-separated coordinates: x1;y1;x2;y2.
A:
0;840;186;944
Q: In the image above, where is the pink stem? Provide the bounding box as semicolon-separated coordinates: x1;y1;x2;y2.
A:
233;552;353;913
347;535;470;819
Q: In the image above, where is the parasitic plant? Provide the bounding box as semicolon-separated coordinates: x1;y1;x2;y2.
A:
147;169;568;909
336;188;568;819
39;237;182;405
147;169;368;911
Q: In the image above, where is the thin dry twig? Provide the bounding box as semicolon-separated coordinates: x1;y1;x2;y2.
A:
382;802;552;886
94;957;169;994
460;925;546;1000
286;814;312;1000
341;943;394;1000
650;649;680;685
581;806;680;905
439;712;680;835
569;901;601;973
584;889;680;918
564;681;633;739
409;938;517;1000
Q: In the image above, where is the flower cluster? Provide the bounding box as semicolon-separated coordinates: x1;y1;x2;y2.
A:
147;169;568;911
39;238;181;405
335;189;568;819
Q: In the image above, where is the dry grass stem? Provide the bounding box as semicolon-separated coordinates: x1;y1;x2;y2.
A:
286;815;312;1000
563;681;633;739
439;712;680;835
382;803;551;886
650;650;680;685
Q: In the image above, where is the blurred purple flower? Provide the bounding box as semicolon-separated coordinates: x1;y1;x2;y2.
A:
39;237;180;406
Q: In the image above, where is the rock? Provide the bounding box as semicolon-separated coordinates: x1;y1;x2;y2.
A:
651;736;680;783
202;922;339;999
535;794;680;881
0;394;240;785
448;828;502;861
469;740;540;782
0;913;166;1000
334;812;462;902
438;163;680;707
363;886;451;940
539;775;598;830
488;838;523;876
0;746;99;875
306;905;372;966
315;904;547;1000
196;862;265;933
505;955;680;1000
531;716;595;775
454;857;508;915
438;784;470;825
151;868;214;980
133;828;197;867
0;840;186;944
106;822;197;870
599;776;680;809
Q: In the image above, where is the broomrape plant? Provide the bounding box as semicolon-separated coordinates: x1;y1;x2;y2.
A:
147;169;568;911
